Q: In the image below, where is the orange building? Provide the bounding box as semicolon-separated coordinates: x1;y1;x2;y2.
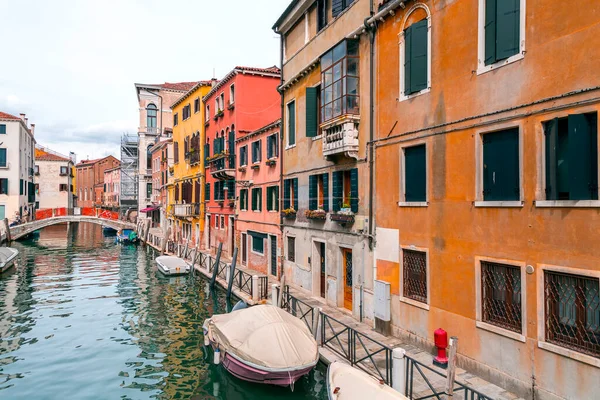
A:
372;1;600;399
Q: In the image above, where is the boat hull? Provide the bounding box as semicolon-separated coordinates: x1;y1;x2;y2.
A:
156;263;190;276
0;248;19;273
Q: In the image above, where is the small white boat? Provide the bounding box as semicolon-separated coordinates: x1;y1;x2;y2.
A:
0;247;19;273
155;255;190;276
327;361;408;400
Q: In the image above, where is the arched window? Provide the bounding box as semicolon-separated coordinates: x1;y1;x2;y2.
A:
399;4;431;101
146;103;157;128
147;145;153;170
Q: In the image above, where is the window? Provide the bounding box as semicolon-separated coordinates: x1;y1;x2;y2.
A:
252;140;262;164
221;215;225;229
287;101;296;147
306;86;321;138
194;98;200;113
240;145;248;167
182;104;191;120
317;0;327;31
250;232;265;254
35;183;39;194
267;133;278;159
481;261;522;333
544;113;598;201
206;105;210;122
0;149;6;167
146;183;152;199
0;124;5;134
60;166;69;175
332;0;354;17
59;184;68;192
483;0;522;67
287;236;296;262
0;205;4;220
402;249;428;304
147;145;153;170
229;84;235;104
20;179;24;195
174;141;179;164
220;94;225;111
215;215;219;229
173;113;179;126
283;178;299;211
226;180;235;200
266;186;279;212
332;169;358;212
320;40;359;123
0;178;8;194
240;189;249;210
544;270;599;358
146;104;157;128
482;128;520;201
214;181;225;201
34;165;39;175
402;144;427;203
309;173;329;211
205;183;210;202
402;15;429;97
251;188;262;211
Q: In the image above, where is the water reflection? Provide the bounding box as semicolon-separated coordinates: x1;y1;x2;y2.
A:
0;223;326;399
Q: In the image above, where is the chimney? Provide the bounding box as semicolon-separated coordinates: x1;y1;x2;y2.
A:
30;123;35;135
20;113;26;121
24;118;28;128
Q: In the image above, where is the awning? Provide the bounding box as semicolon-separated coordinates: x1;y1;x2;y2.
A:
140;207;158;213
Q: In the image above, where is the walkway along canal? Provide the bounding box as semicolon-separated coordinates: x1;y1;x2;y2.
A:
0;223;327;399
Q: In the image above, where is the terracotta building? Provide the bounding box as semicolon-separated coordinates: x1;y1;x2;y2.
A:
103;166;120;210
372;1;600;399
235;119;282;277
203;66;281;259
75;155;120;208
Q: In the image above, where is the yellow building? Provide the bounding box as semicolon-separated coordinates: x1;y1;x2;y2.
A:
168;80;214;245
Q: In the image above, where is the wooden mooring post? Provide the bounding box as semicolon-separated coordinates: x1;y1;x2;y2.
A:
3;218;11;243
445;336;458;398
210;243;223;288
226;247;238;299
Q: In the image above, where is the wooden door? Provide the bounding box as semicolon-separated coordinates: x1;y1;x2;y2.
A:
241;233;247;265
320;242;326;298
343;249;353;310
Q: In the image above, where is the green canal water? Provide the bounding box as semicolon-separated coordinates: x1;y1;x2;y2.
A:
0;224;327;399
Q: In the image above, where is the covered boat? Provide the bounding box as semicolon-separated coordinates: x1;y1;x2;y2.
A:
327;361;408;400
203;304;319;387
0;247;19;273
116;229;138;244
155;255;190;276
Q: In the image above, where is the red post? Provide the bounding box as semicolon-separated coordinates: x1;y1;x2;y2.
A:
433;328;449;368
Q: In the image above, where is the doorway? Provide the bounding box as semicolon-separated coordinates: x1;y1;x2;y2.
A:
313;241;326;298
343;248;353;311
269;235;277;277
229;216;235;258
241;233;247;265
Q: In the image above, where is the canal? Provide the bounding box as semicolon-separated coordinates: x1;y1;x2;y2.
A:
0;223;327;399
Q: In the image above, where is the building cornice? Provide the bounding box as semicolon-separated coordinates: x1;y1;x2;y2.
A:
203;67;281;102
236;119;281;143
171;81;215;109
280;58;320;92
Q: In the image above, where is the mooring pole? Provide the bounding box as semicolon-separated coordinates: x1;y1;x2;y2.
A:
446;336;458;397
210;242;223;288
226;247;238;299
3;218;11;243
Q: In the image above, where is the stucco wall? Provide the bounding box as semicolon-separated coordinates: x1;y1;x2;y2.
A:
36;160;72;209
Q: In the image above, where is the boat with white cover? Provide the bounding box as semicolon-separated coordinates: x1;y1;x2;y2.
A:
203;304;319;387
155;255;190;276
327;361;408;400
0;247;19;273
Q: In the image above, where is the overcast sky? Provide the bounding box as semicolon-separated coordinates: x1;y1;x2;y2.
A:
0;0;285;161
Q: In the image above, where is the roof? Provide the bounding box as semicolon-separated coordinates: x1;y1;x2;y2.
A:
236;119;282;143
35;146;71;162
0;111;21;120
171;79;217;109
203;66;280;101
76;155;120;167
273;0;300;30
159;82;200;91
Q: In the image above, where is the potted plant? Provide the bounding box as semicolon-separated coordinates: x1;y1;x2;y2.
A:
217;200;224;207
227;102;235;110
228;200;235;208
305;209;327;220
238;166;247;172
251;163;260;170
265;158;277;167
281;208;297;219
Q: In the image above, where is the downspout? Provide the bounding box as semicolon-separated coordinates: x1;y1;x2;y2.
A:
277;29;285;280
367;6;375;252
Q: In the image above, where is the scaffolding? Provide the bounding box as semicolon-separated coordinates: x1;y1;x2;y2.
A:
120;133;139;216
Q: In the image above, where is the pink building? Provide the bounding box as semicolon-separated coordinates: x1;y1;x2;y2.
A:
149;137;173;227
235;119;282;277
103;166;120;210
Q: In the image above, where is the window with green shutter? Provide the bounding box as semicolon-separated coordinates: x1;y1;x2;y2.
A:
293;178;299;210
283;179;291;210
205;183;210;202
227;180;235;199
267;133;278;159
267;186;279;211
404;18;428;96
404;144;427;202
252;188;262;211
249;231;266;254
240;145;248;166
482;128;520;201
287;101;296;147
0;124;5;134
332;169;358;212
20;179;24;195
544;113;598;201
252;140;262;163
309;173;329;210
240;189;248;210
0;179;8;195
332;0;354;18
484;0;521;66
0;149;6;167
306;87;319;138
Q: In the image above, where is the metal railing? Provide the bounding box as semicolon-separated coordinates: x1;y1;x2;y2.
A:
278;285;315;334
234;269;253;297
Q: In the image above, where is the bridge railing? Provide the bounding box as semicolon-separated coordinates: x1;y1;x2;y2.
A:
34;208;121;222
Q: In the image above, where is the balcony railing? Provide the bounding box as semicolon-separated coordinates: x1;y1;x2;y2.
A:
322;116;359;159
146;126;159;135
209;153;235;180
174;203;200;217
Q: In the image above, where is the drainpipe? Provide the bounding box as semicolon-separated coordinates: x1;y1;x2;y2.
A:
277;29;285;279
367;6;376;252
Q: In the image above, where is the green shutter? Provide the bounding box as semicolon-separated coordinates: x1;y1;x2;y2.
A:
332;0;344;17
405;145;427;202
227;180;235;199
252;189;256;210
283;179;291;210
20;179;24;195
258;140;262;161
293;178;299;210
404;25;412;95
0;124;5;134
483;129;520;201
484;0;497;65
410;19;428;94
322;173;329;212
259;188;262;211
228;131;236;168
350;168;359;212
568;114;598;200
495;0;520;61
0;149;6;167
0;179;7;194
332;171;343;211
267;136;273;158
544;119;559;200
309;175;318;210
306;87;318;137
267;187;273;211
275;185;280;211
205;183;210;201
288;102;296;145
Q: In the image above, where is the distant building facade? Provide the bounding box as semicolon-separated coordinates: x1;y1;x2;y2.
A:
0;112;36;222
75;155;120;208
34;144;74;210
149;137;173;228
103;166;120;210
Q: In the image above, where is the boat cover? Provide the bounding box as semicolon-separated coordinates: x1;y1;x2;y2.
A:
205;305;318;371
156;256;188;269
328;362;408;400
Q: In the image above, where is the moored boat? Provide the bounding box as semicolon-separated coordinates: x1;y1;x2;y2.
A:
203;304;319;387
327;361;408;400
155;255;190;276
116;229;138;244
0;247;19;273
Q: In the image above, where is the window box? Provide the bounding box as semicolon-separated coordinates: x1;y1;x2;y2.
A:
217;200;224;207
281;209;297;219
227;103;235;110
228;200;235;208
330;212;355;224
216;110;224;119
266;159;277;167
238;166;247;173
205;120;210;127
305;209;327;220
251;164;260;171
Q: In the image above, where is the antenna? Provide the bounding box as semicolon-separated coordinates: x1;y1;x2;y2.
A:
213;67;216;79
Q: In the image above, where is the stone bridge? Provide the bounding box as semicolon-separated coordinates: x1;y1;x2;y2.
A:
1;216;136;242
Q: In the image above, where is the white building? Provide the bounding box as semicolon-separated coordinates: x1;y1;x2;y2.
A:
34;144;75;210
0;112;36;222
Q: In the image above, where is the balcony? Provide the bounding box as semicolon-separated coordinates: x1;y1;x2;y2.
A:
186;150;201;165
174;203;200;217
146;127;159;135
322;116;359;159
208;153;235;180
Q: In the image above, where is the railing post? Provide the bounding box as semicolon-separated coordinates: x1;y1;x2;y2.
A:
272;284;279;306
252;275;259;302
392;347;407;395
277;275;286;308
446;336;458;397
312;307;321;340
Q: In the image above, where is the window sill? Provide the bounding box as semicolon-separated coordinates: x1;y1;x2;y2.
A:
477;53;524;76
399;296;430;311
250;250;265;256
312;135;322;141
476;321;525;343
399;87;431;103
398;201;428;207
285;144;296;150
474;201;523;208
538;341;600;368
535;200;600;208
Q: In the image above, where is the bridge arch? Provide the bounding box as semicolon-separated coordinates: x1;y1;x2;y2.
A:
4;216;136;241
